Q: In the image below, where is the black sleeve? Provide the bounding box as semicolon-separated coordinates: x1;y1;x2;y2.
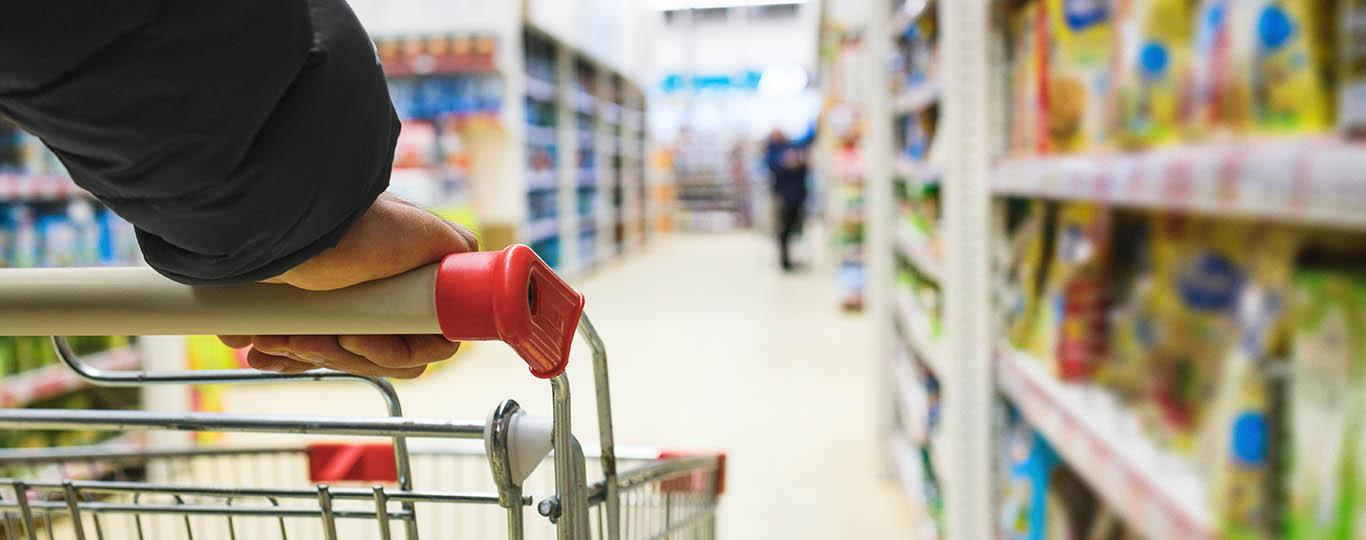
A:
0;0;397;284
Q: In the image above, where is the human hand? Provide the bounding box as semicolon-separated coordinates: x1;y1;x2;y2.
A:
218;193;478;379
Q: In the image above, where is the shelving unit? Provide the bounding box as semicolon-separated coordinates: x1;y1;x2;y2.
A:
672;133;745;232
519;26;650;273
0;347;139;409
867;1;1366;539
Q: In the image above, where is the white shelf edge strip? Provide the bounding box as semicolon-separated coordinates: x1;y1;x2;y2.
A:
993;138;1366;230
895;223;943;283
888;433;941;540
996;348;1214;539
0;346;140;408
894;290;945;377
893;80;939;114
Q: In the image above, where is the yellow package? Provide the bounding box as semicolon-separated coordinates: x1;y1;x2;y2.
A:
1204;224;1298;539
1141;219;1297;455
1005;201;1054;354
1242;0;1335;133
1115;0;1196;147
1011;2;1046;155
1044;0;1114;152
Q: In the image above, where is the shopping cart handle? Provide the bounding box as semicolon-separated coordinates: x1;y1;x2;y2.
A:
0;245;585;378
434;245;586;378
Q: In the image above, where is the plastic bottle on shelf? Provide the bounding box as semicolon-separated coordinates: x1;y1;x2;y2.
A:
9;206;39;269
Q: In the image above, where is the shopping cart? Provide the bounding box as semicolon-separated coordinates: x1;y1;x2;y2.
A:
0;245;725;539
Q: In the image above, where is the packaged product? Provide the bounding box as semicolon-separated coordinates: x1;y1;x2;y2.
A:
999;410;1060;540
1043;0;1114;152
1189;0;1242;135
1205;267;1290;539
1100;213;1152;402
1243;0;1336;133
1141;218;1297;455
1287;271;1364;540
1003;201;1056;354
1114;0;1196;147
1038;203;1111;381
1340;0;1366;136
1011;2;1048;154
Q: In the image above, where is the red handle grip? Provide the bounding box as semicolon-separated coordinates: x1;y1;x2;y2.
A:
433;245;585;379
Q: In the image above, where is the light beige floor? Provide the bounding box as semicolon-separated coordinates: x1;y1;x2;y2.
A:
220;232;917;539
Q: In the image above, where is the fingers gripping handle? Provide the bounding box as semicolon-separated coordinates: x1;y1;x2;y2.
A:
435;245;585;378
0;245;583;379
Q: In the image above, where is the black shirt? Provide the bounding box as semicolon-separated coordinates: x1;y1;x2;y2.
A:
0;0;397;284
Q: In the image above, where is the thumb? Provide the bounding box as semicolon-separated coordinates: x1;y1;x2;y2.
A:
267;194;478;291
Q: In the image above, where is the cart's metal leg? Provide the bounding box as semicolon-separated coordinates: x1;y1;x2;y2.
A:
577;315;621;540
61;482;86;540
265;497;288;540
172;495;193;540
317;485;338;540
549;375;590;540
224;497;238;540
372;485;393;540
12;482;35;540
503;487;524;540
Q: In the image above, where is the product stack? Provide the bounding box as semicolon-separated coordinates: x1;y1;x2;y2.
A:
992;0;1366;538
876;1;1366;538
524;29;564;268
574;57;601;271
382;34;502;220
883;2;950;537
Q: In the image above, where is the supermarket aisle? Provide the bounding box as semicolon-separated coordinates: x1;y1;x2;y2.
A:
221;232;916;539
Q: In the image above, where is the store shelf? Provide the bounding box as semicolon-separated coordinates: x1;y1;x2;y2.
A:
578;130;597;146
994;138;1366;230
600;101;622;125
889;433;941;540
571;91;596;115
895;158;939;187
894;223;942;283
525;125;559;147
891;344;930;444
894;291;945;377
524;217;559;242
893;81;939;115
524;75;557;102
578;167;598;187
0;346;140;408
525;169;558;191
996;348;1214;540
0;173;86;202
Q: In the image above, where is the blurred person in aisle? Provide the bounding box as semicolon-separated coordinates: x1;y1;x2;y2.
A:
764;124;815;272
0;0;476;378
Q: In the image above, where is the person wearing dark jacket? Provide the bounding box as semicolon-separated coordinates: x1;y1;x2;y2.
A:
763;125;814;272
0;0;476;378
